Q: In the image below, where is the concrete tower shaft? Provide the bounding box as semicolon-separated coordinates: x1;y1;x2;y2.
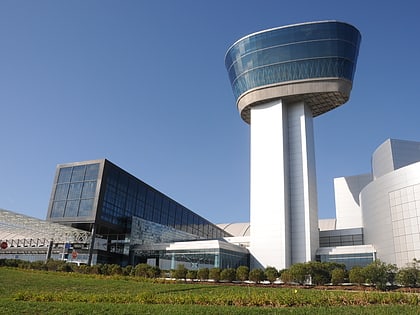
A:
225;21;361;270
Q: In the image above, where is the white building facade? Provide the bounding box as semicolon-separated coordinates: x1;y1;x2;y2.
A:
332;139;420;268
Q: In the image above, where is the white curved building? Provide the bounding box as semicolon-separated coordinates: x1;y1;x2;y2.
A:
360;139;420;267
329;139;420;268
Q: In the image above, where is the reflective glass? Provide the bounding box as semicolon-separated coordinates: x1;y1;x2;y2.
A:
78;199;94;216
85;163;100;180
81;181;97;198
54;183;69;201
57;167;72;183
71;165;86;182
64;200;79;217
68;182;83;199
225;21;361;101
51;201;66;217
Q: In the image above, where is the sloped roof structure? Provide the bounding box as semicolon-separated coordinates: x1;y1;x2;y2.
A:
0;208;90;244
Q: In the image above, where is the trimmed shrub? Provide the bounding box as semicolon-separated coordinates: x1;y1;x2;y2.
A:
209;268;221;282
249;269;265;282
220;268;236;282
362;260;397;290
349;266;365;284
186;270;197;280
197;268;209;280
331;268;347;285
396;259;419;287
134;263;160;278
172;264;188;280
265;266;279;283
236;265;249;281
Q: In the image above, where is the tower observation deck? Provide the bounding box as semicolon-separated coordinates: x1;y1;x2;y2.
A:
225;21;361;269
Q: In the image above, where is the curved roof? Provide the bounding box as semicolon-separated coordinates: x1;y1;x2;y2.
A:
217;222;250;237
0;208;90;244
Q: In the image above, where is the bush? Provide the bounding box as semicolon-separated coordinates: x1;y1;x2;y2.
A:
109;264;123;275
280;269;293;283
285;261;345;285
197;268;209;280
264;266;279;283
134;263;160;278
122;265;133;276
172;264;188;280
331;268;347;285
209;268;221;282
396;259;420;287
287;262;308;284
236;266;249;281
186;270;197;280
0;259;20;267
349;266;365;284
362;260;397;290
249;269;265;282
220;268;236;282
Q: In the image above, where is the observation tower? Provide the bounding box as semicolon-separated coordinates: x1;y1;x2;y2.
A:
225;21;361;269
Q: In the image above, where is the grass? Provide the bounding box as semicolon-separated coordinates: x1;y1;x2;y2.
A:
0;268;419;314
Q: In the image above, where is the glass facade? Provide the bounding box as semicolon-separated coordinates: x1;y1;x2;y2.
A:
225;21;361;101
50;163;100;218
162;247;249;270
130;216;200;245
316;253;375;270
99;160;229;239
319;228;364;247
47;159;232;266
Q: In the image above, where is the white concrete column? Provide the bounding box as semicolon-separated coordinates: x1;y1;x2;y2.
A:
250;99;290;270
249;100;319;270
287;102;319;264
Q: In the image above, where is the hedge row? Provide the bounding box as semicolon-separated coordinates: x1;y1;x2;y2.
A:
1;258;419;289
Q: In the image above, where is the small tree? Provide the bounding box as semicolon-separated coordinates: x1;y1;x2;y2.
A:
236;266;249;281
331;268;347;285
172;264;188;280
280;269;293;284
349;266;365;284
288;263;309;284
362;260;397;290
197;268;209;280
186;270;197;280
109;264;123;275
134;263;160;278
122;265;133;276
265;266;279;283
249;269;265;283
209;268;221;282
220;268;236;282
396;259;420;287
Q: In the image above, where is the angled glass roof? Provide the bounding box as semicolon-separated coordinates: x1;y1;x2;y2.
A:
0;208;90;244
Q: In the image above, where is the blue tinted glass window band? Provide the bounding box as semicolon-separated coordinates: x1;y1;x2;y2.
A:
230;56;355;86
225;22;360;66
227;38;358;73
231;58;355;99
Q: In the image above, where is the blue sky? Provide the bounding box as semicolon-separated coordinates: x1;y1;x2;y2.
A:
1;1;420;224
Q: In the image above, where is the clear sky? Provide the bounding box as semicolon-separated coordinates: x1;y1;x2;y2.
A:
1;1;420;224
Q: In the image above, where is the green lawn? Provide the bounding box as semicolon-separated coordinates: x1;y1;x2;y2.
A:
0;268;418;314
